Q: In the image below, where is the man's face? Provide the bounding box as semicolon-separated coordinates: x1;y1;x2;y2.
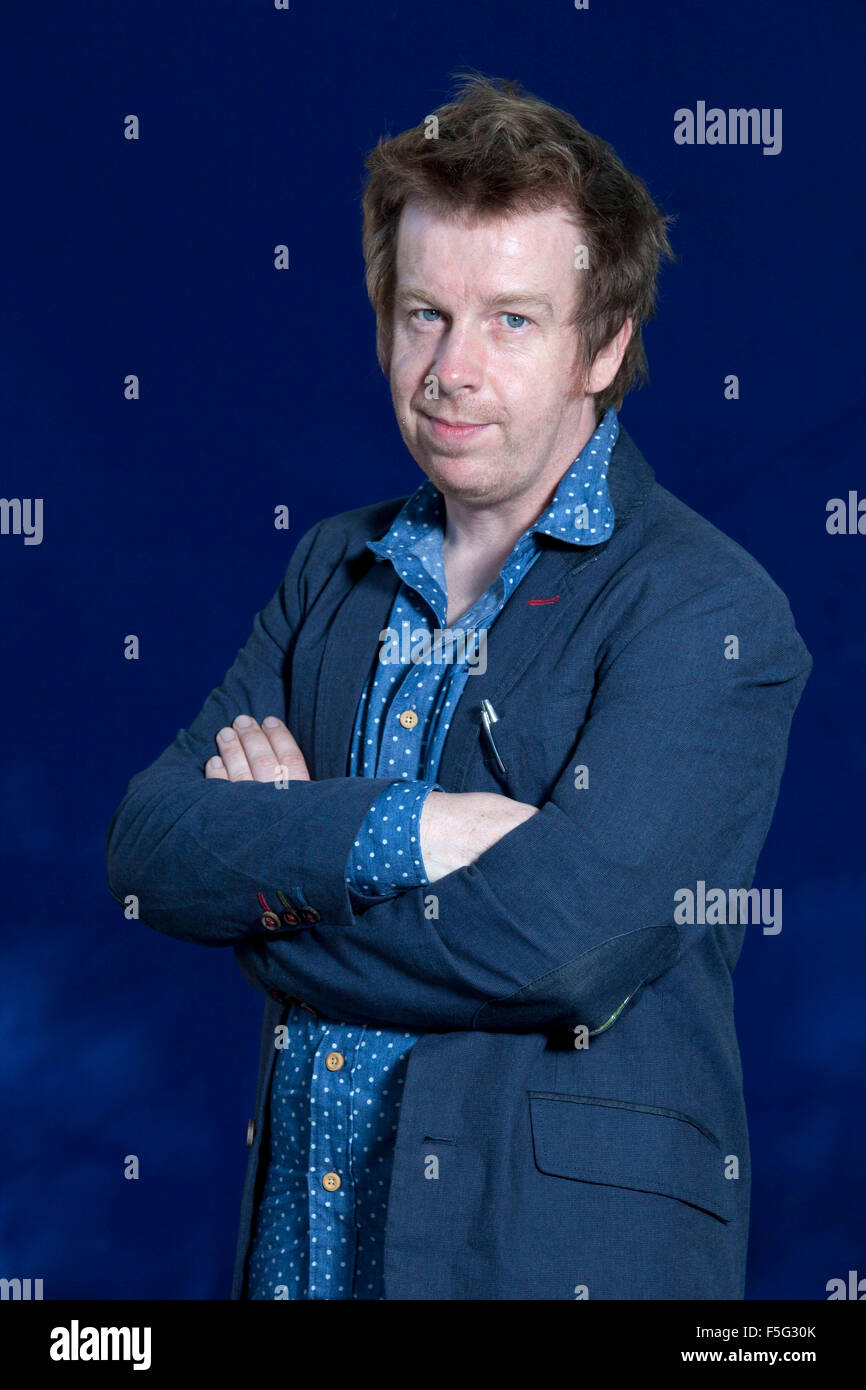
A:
388;199;599;510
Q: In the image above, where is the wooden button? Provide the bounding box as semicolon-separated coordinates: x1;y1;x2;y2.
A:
398;709;419;729
325;1051;344;1072
259;910;281;931
322;1171;341;1192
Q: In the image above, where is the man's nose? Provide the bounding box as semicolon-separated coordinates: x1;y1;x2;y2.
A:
431;324;485;392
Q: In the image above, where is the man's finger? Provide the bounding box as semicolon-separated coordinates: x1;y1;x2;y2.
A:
204;755;229;780
260;716;311;781
230;715;310;783
216;726;256;781
229;716;288;782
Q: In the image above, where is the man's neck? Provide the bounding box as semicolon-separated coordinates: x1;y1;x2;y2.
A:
441;498;532;591
439;415;605;625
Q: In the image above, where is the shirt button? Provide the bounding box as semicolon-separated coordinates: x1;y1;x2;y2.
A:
398;709;419;729
325;1051;344;1072
322;1171;342;1192
245;1119;255;1147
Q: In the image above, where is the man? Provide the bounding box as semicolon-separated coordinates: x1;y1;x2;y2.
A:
106;74;811;1300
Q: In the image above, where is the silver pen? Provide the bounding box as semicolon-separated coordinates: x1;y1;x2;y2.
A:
480;698;507;775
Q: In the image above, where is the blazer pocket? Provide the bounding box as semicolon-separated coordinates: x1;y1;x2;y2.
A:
528;1092;732;1223
487;688;595;802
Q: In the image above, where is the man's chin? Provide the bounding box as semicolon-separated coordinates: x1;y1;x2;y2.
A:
419;462;507;506
402;431;508;502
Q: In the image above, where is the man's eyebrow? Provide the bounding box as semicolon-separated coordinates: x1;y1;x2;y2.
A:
483;290;555;314
395;285;555;315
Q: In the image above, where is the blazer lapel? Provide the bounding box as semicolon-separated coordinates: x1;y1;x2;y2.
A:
432;539;608;789
433;424;656;788
313;551;402;780
311;423;654;787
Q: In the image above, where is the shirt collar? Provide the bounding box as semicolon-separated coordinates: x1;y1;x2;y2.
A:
368;406;619;573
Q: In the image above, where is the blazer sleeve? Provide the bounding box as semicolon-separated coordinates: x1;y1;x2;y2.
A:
104;519;405;946
232;574;812;1032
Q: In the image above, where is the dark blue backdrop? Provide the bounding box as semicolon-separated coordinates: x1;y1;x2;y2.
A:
1;0;863;1299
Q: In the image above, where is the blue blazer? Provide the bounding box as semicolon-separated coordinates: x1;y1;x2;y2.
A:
105;425;812;1300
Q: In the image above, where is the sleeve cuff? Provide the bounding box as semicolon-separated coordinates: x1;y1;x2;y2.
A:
346;779;442;899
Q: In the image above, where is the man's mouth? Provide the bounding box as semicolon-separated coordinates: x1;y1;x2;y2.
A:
422;413;492;441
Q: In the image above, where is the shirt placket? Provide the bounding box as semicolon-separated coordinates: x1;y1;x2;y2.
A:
306;1024;362;1299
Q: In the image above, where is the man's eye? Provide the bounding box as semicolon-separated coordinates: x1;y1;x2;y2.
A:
410;308;528;328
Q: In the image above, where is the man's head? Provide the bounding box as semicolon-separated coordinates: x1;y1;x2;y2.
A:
361;74;675;510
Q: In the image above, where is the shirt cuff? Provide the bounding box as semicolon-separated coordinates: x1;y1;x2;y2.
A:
345;779;442;900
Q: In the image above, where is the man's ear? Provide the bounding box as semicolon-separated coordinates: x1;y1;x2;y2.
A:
586;316;634;396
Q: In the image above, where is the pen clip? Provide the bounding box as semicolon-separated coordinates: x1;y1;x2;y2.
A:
480;699;507;776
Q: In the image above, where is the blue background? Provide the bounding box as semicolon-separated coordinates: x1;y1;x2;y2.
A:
1;0;863;1299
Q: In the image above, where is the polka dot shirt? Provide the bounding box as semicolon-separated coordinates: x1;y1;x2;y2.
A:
244;406;618;1299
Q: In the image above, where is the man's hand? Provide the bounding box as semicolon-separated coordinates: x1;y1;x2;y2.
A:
205;715;311;782
420;789;539;883
204;719;537;885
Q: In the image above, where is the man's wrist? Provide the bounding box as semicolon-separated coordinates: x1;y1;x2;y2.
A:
420;789;539;882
